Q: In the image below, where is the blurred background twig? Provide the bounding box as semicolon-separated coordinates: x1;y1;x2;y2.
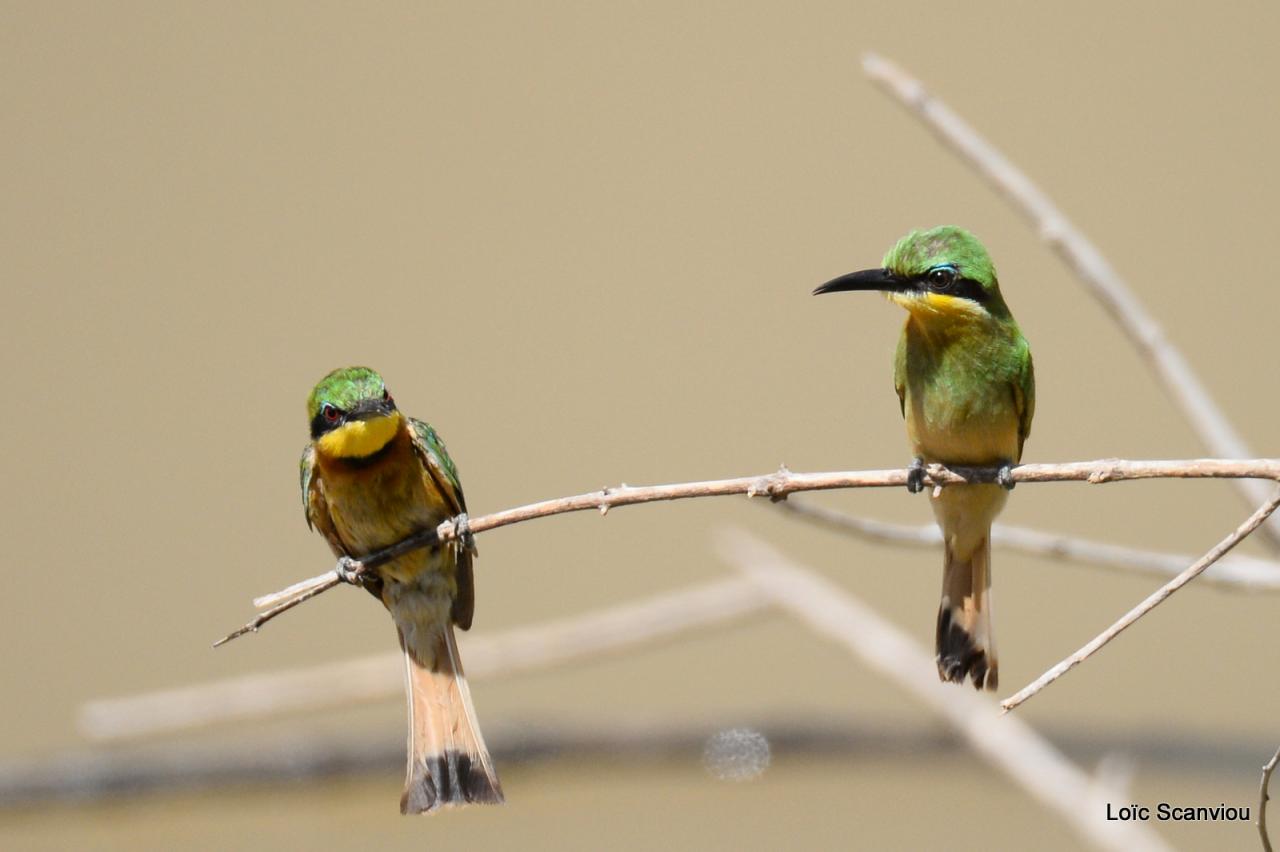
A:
87;579;768;741
774;498;1280;591
717;529;1171;852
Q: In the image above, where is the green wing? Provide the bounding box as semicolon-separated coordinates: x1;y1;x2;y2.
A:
893;332;907;418
300;442;349;558
300;444;318;530
408;418;468;516
1012;344;1035;461
408;417;475;629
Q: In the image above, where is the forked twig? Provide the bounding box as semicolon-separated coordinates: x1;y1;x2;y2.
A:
213;576;342;647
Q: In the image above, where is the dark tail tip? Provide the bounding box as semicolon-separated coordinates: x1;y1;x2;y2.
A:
401;751;505;814
935;607;998;691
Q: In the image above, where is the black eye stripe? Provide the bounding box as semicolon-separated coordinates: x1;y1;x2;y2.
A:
954;277;988;302
310;404;344;439
914;273;988;304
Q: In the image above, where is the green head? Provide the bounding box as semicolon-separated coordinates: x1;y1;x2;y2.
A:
307;366;402;458
815;226;1010;321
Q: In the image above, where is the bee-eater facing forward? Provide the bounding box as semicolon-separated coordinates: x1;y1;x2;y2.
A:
815;227;1035;690
301;367;503;812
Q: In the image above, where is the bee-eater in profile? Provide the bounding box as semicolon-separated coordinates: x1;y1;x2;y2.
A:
300;366;503;812
814;226;1035;690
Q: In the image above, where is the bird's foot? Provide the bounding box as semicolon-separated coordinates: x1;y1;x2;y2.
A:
906;457;927;494
996;462;1016;491
454;512;477;554
335;556;366;586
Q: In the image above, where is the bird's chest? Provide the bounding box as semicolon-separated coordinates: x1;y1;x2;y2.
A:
900;331;1020;465
317;438;453;582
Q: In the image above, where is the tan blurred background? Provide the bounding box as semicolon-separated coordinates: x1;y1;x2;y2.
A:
3;1;1278;849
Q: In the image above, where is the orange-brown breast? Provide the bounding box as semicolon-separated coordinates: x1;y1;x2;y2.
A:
315;424;456;589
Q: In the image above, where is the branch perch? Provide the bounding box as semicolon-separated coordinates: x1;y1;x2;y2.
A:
1001;487;1280;712
218;458;1280;646
863;53;1280;550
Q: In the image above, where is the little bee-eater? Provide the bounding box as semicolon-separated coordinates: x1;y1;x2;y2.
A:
815;226;1035;690
300;367;503;812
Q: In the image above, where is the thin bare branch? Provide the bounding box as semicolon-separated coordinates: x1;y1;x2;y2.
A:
221;457;1280;646
219;521;463;642
1002;488;1280;713
1260;744;1280;852
214;575;343;646
862;53;1280;550
92;579;768;740
717;528;1171;852
774;499;1280;591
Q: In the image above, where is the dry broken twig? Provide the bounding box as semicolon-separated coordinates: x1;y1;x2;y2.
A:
863;53;1280;550
1001;487;1280;713
1260;744;1280;852
91;579;768;740
774;498;1280;591
717;528;1171;852
218;458;1280;646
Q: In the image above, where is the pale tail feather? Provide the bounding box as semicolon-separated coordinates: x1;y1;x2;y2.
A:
399;622;504;813
935;534;998;690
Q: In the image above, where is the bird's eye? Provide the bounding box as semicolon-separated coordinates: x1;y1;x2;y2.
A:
322;404;341;423
383;388;394;405
928;266;957;290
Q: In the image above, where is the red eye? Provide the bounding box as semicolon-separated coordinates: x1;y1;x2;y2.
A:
322;404;340;423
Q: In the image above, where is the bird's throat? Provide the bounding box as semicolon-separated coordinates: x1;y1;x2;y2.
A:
890;289;986;320
317;413;403;459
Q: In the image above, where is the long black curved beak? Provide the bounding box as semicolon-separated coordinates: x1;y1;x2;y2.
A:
813;267;909;296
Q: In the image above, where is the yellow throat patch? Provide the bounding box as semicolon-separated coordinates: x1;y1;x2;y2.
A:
317;412;402;459
889;290;986;319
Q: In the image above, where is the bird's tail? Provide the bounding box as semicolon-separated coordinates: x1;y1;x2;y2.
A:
936;533;998;690
398;619;504;814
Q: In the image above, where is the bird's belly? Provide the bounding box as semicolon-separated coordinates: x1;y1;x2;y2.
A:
904;384;1020;466
904;385;1018;556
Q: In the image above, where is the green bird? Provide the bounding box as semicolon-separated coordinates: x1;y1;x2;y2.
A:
814;226;1034;690
300;366;503;812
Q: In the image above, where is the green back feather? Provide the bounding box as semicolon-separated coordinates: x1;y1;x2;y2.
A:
409;417;467;512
